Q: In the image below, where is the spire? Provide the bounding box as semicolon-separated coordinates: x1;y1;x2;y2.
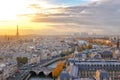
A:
16;25;19;37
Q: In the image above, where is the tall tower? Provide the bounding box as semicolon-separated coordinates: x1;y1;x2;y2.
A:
16;25;19;37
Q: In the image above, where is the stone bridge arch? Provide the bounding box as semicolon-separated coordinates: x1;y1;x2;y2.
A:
48;72;52;77
29;71;37;76
38;71;46;77
29;69;53;76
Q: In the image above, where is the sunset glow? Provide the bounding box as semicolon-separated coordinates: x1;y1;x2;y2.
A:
0;0;120;35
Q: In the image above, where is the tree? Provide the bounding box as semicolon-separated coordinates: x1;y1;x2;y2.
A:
16;57;28;66
88;44;92;49
52;61;65;78
22;57;28;64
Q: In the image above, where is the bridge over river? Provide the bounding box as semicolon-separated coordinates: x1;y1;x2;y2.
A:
30;67;54;76
23;57;65;80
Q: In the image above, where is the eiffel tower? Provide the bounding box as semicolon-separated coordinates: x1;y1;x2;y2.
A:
16;25;19;37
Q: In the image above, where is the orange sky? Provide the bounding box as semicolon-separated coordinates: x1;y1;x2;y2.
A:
0;0;63;35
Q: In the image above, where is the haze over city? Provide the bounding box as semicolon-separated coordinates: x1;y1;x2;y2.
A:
0;0;120;35
1;0;120;80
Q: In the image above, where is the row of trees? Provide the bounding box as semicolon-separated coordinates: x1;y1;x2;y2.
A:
16;57;28;66
88;39;113;47
77;44;92;52
52;61;66;78
94;41;113;47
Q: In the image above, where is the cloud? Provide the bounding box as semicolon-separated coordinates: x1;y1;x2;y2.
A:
28;4;42;9
20;0;120;35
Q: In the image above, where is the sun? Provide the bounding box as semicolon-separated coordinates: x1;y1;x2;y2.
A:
0;0;32;21
0;0;58;21
0;1;16;20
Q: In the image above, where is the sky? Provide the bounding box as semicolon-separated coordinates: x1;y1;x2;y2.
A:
0;0;120;35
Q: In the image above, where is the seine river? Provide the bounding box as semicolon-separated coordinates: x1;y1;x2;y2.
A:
29;77;54;80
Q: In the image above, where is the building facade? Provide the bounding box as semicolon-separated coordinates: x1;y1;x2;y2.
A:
68;60;120;80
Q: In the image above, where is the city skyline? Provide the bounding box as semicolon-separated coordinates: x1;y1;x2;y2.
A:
0;0;120;35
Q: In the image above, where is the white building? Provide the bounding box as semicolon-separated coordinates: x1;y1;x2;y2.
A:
28;54;40;64
78;40;89;47
0;62;17;80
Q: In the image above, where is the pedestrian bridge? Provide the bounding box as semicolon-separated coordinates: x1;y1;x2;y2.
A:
29;67;54;76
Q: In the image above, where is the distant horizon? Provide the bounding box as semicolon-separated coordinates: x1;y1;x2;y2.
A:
0;31;119;36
